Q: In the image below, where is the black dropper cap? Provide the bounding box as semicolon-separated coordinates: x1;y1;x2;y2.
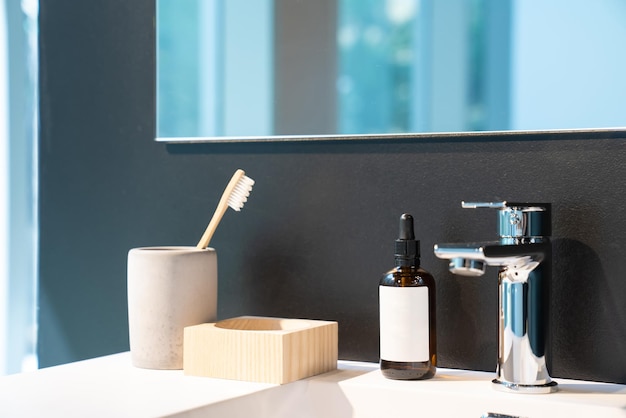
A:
395;213;420;267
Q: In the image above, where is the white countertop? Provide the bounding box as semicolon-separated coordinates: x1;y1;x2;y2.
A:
1;352;625;417
0;353;277;417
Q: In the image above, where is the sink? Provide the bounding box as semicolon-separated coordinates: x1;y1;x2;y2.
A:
206;362;626;418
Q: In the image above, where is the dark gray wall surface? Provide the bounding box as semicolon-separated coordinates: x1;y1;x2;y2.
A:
39;1;626;384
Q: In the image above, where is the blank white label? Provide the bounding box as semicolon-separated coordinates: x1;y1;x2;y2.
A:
379;286;429;362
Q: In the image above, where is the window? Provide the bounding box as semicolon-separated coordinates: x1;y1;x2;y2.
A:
0;0;38;376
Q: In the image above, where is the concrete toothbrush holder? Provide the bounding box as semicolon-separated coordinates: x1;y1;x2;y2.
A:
127;246;217;370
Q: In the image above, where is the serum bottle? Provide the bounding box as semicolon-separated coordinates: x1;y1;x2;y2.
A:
379;213;436;380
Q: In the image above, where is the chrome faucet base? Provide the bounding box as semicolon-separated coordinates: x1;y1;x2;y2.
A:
492;379;558;394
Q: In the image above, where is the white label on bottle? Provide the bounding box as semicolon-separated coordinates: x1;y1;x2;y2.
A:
379;286;429;362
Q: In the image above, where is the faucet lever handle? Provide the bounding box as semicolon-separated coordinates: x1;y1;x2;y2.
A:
462;201;549;211
461;201;551;239
461;201;507;209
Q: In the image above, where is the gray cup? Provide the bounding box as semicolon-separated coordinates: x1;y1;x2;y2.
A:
127;246;217;369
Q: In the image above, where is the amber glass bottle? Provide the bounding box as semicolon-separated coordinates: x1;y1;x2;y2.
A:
379;214;436;380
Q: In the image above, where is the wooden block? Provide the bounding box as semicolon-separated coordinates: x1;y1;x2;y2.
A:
183;316;338;384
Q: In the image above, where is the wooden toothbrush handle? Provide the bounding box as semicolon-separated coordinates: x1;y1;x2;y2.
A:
196;170;245;249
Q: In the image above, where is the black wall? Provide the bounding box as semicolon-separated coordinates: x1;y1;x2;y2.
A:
38;1;626;384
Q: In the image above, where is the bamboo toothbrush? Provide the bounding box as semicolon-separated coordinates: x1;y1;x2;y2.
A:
196;169;255;249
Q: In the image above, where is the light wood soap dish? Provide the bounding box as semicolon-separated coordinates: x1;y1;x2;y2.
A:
183;316;338;384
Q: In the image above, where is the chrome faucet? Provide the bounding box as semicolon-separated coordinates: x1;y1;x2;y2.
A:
434;201;557;394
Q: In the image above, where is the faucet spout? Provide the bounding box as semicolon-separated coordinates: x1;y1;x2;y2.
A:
434;240;548;278
434;202;557;394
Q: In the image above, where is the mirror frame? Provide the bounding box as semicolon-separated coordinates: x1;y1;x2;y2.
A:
156;127;626;144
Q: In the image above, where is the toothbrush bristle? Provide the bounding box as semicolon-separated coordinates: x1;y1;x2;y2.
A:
227;175;255;211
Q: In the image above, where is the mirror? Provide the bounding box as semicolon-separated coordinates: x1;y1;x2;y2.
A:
157;0;626;142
